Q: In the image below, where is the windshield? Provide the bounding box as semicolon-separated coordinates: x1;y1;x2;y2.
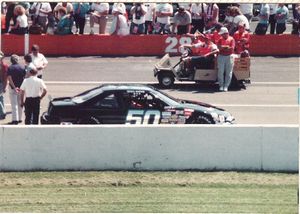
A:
72;87;103;104
152;89;180;106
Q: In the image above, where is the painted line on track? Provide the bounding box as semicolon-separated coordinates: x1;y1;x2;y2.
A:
214;104;299;108
44;81;299;85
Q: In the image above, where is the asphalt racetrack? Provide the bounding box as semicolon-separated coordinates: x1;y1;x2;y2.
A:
1;56;299;125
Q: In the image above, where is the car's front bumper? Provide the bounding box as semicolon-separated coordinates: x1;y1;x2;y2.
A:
40;112;59;124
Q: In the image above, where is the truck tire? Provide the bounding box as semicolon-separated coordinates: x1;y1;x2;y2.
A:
158;72;174;88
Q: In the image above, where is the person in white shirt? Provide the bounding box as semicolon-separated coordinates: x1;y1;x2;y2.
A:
205;3;219;29
110;3;129;36
154;3;173;34
20;68;47;125
239;4;253;23
230;6;250;34
90;3;109;34
9;5;28;34
53;2;73;20
130;3;147;34
30;44;48;79
24;54;37;78
144;3;156;34
190;3;207;33
30;2;52;33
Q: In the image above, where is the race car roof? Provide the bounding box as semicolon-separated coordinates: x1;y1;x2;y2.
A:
100;84;155;92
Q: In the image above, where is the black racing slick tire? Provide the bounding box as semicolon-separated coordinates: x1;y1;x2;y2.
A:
192;114;214;124
158;72;175;88
78;117;101;125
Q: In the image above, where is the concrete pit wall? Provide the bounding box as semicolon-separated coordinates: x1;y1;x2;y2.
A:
0;125;298;172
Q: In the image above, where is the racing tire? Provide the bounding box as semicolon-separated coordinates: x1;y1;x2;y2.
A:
158;72;175;88
192;114;214;124
78;116;101;125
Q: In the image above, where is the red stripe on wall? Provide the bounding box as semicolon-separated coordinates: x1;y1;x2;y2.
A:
1;34;299;56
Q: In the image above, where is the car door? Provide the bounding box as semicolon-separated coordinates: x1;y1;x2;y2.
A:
79;91;124;124
124;90;167;125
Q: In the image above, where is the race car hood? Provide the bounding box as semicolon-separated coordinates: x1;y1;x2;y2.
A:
179;99;234;122
179;99;225;111
51;97;76;107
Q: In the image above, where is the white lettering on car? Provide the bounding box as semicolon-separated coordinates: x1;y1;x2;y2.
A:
126;110;161;125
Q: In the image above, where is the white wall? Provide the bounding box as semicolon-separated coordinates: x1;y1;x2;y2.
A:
0;125;298;172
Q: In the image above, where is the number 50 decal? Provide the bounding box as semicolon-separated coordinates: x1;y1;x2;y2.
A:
165;37;192;53
126;110;161;125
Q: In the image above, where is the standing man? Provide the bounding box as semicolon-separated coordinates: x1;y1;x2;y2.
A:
268;4;278;34
171;6;191;35
130;3;147;34
205;3;219;30
30;44;48;79
275;3;289;34
217;27;235;92
154;3;173;34
144;3;156;34
89;2;109;35
72;3;90;34
239;4;253;23
255;3;270;35
7;55;26;124
30;2;52;33
190;3;207;33
0;52;8;120
4;2;16;33
24;54;37;78
20;68;47;125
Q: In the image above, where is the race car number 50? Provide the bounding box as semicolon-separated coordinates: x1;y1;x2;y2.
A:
126;110;161;125
165;37;192;53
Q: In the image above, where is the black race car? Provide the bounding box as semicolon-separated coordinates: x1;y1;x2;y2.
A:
41;84;234;125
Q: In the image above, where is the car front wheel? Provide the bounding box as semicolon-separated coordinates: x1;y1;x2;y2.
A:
78;116;101;125
192;115;214;124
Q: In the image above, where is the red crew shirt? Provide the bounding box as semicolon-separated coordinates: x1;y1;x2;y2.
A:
1;15;5;31
233;31;250;54
217;35;235;55
209;31;222;45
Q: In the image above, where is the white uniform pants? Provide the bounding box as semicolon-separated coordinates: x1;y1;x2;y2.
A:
9;88;23;122
217;54;234;89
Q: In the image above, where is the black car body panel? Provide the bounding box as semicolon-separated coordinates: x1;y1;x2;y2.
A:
41;84;234;125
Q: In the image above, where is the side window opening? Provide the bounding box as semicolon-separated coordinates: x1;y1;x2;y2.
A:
94;94;119;109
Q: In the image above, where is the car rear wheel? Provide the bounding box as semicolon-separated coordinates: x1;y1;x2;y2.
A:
192;115;214;124
158;72;174;88
78;117;101;125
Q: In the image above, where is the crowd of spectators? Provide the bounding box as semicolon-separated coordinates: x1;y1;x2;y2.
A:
1;2;300;36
